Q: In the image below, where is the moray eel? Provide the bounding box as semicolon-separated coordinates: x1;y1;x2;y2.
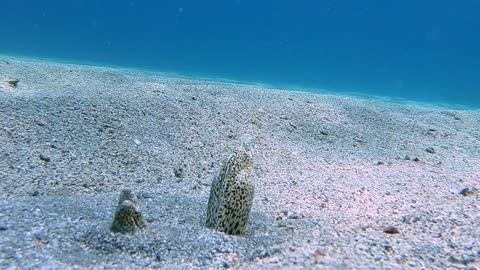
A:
206;146;254;235
110;189;147;233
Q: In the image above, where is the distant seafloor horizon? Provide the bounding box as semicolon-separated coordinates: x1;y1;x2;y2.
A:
2;52;478;111
1;0;479;108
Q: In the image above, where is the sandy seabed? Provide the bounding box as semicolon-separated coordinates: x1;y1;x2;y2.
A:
0;56;479;269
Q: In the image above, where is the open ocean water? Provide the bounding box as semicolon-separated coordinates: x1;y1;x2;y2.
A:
1;0;479;108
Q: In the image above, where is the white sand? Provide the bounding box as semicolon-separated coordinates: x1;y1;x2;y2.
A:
0;56;479;269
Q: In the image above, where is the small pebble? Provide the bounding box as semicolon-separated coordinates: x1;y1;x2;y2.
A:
250;116;262;128
413;157;420;162
460;187;478;196
313;249;325;259
288;213;301;220
35;120;47;127
134;139;141;145
32;208;42;217
39;154;51;162
426;147;436;154
0;225;8;231
6;79;19;88
384;226;400;234
173;167;184;178
139;192;154;199
34;232;44;241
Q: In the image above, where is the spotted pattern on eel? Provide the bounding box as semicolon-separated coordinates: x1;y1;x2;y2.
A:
110;189;147;233
206;146;254;235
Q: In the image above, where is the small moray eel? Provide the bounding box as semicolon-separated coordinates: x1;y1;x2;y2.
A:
110;189;147;233
206;145;254;235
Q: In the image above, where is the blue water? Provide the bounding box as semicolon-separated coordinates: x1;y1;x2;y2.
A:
1;0;479;108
